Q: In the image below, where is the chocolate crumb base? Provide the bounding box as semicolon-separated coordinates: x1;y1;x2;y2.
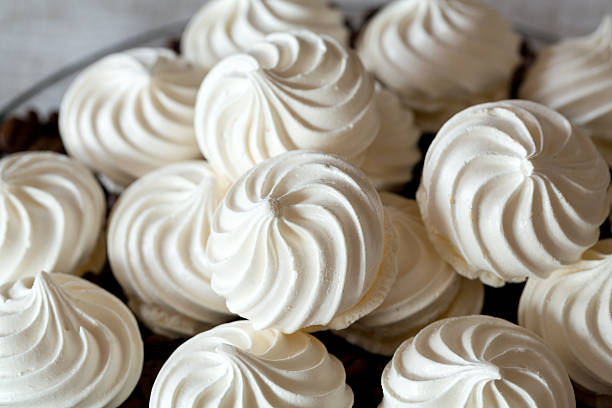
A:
0;110;65;157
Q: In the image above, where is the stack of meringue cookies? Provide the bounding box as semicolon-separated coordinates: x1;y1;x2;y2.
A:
2;0;612;407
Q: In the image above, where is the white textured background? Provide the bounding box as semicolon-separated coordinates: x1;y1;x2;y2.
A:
1;0;611;113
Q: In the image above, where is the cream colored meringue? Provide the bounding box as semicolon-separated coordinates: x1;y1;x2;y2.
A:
520;16;612;166
195;30;379;182
380;315;575;408
181;0;349;70
417;100;610;287
60;47;205;191
0;151;105;284
205;150;397;333
336;194;483;355
519;238;612;397
108;161;234;338
357;0;520;131
150;320;353;408
0;272;143;408
361;85;422;191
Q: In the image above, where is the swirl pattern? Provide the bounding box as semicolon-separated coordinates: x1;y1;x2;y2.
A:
150;320;353;408
195;30;379;182
417;100;610;286
0;152;105;284
519;238;612;396
357;0;520;130
60;47;205;191
0;272;143;408
380;315;575;408
336;194;483;355
205;150;396;333
108;161;233;338
181;0;349;70
520;16;612;166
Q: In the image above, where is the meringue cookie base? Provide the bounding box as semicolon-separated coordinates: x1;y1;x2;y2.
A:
74;227;107;276
574;381;612;408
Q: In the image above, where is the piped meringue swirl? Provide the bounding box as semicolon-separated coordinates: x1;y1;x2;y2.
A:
417;100;610;286
0;152;105;284
108;161;233;338
150;320;353;408
181;0;349;70
520;16;612;166
60;47;206;191
519;238;612;396
195;30;379;182
379;315;576;408
206;150;396;333
357;0;520;130
0;272;143;408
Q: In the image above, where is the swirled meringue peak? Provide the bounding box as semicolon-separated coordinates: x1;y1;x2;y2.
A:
357;0;521;131
59;47;206;192
195;30;379;182
181;0;349;70
205;150;397;333
336;194;484;356
417;100;610;287
379;315;576;408
0;151;105;284
360;85;422;191
108;161;234;338
0;272;143;408
520;16;612;166
519;238;612;398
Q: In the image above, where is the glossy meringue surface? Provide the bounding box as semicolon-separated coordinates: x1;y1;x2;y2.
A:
520;238;612;396
520;16;612;166
417;100;610;286
60;47;205;191
0;272;143;408
108;161;233;338
0;151;105;284
205;150;396;333
379;315;575;408
195;30;379;182
357;0;520;130
181;0;349;70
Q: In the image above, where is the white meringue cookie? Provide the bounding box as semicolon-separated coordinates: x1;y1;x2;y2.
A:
108;161;234;338
519;238;612;397
205;150;397;333
357;0;520;131
0;272;143;408
195;30;379;182
379;315;576;408
150;320;353;408
360;85;422;191
60;47;205;191
417;100;610;287
520;16;612;166
336;194;483;355
181;0;349;70
0;151;105;284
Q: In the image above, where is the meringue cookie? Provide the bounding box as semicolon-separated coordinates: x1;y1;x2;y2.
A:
360;85;422;191
60;47;205;192
520;16;612;166
0;152;105;284
181;0;349;70
380;315;576;408
357;0;521;131
150;320;353;408
417;100;610;287
336;194;483;355
0;272;143;408
205;150;397;333
108;161;234;338
195;30;379;182
519;238;612;397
